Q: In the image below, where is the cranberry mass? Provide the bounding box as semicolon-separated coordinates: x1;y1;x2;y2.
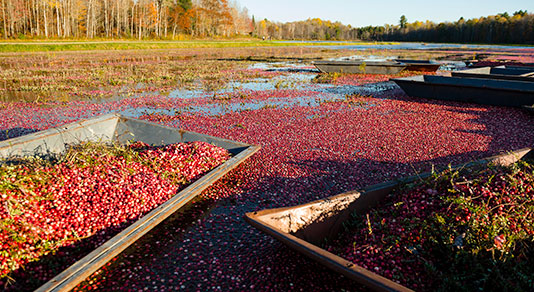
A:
0;141;229;280
326;159;534;291
1;46;533;290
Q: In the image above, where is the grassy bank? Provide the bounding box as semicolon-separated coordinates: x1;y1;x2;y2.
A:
0;40;397;53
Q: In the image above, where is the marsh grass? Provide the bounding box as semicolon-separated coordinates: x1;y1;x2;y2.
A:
0;40;401;53
331;159;534;290
0;47;355;102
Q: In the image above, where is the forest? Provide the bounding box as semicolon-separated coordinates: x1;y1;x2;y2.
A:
0;0;532;44
255;11;534;44
0;0;252;39
357;11;534;44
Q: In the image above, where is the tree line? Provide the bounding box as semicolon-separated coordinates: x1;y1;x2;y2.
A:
358;11;534;44
254;11;534;44
253;18;359;41
0;0;252;39
1;2;533;45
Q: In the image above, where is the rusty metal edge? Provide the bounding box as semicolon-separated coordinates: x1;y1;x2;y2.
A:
244;148;532;292
32;118;261;292
244;213;411;292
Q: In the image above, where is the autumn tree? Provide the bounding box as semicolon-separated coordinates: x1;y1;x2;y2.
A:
399;15;407;29
170;0;193;37
0;2;531;44
0;0;252;39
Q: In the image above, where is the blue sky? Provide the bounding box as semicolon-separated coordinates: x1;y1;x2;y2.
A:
237;0;534;27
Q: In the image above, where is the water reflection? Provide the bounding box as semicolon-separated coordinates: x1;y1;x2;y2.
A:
4;57;469;122
118;60;411;118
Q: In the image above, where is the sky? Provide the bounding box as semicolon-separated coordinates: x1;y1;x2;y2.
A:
237;0;534;27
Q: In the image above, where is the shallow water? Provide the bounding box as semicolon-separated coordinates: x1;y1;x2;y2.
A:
120;60;398;118
275;41;534;51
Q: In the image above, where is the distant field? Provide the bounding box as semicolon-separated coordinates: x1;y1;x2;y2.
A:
0;40;397;53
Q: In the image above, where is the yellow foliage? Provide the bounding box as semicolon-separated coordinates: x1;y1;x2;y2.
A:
148;2;159;28
512;14;522;21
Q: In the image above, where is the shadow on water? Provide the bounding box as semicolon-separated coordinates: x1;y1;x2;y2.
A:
386;88;534;158
66;96;534;291
1;185;222;292
65;162;370;291
0;144;250;291
0;128;38;141
0;220;135;291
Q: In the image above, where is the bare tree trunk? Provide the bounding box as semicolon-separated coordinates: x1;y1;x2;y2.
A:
130;3;134;38
164;9;167;37
138;3;142;40
110;0;114;38
6;0;12;37
2;0;7;39
56;0;61;37
104;0;109;37
43;0;48;37
68;0;74;37
34;0;40;36
86;0;91;38
158;0;163;38
141;1;146;40
61;0;66;37
124;0;129;37
116;0;120;37
131;3;135;38
91;0;96;38
62;0;68;37
154;0;158;37
26;0;32;36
